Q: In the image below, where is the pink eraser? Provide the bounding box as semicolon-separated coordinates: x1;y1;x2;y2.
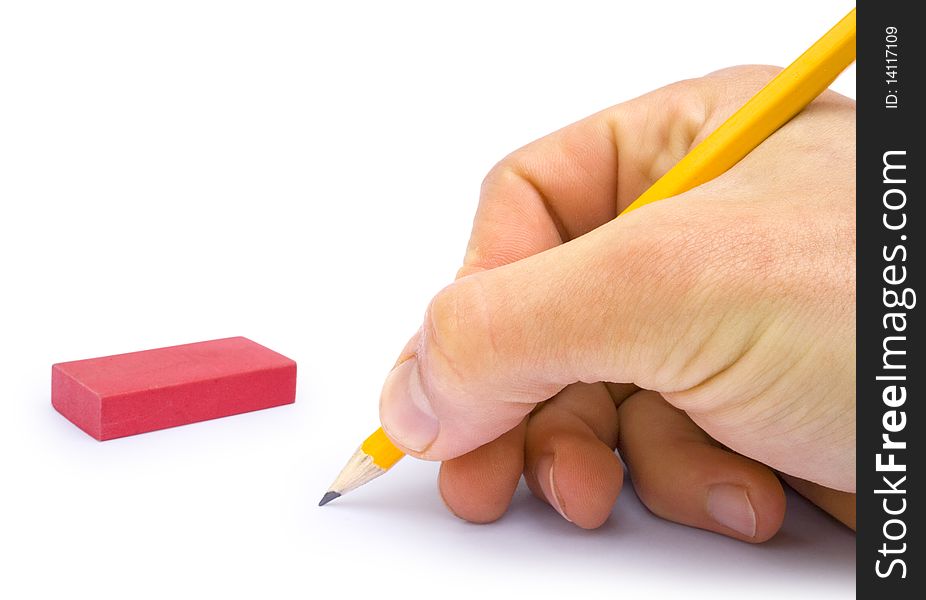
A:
52;337;296;441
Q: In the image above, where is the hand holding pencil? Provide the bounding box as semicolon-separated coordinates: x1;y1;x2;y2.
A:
325;10;857;540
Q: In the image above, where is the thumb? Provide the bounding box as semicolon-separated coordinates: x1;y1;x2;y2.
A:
380;196;755;460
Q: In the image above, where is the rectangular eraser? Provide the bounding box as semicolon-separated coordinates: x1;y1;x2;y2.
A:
52;337;297;441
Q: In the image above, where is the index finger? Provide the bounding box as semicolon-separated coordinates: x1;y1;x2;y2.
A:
459;66;785;277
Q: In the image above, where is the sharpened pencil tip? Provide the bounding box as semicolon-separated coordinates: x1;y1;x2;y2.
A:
318;491;341;507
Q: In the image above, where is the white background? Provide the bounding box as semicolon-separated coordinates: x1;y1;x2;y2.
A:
1;1;856;598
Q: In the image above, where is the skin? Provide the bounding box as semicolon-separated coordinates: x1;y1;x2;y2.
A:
379;66;856;541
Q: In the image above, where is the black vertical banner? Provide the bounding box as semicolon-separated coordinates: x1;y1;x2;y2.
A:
857;1;922;596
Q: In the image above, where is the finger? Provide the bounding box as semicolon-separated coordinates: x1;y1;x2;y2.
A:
523;382;622;529
618;390;785;542
604;382;640;410
461;83;683;275
438;419;527;524
462;67;796;276
781;474;856;530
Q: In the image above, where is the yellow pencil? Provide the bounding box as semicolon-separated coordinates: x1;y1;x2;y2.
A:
319;8;856;507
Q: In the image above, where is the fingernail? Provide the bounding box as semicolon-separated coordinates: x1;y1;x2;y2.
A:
707;484;756;538
380;357;439;453
536;455;571;522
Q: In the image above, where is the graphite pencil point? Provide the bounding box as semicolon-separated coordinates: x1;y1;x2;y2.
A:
318;491;341;507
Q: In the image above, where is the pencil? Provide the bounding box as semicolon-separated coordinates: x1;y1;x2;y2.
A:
319;427;404;505
319;8;856;507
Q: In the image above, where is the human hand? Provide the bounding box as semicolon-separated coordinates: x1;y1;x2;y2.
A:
379;66;856;540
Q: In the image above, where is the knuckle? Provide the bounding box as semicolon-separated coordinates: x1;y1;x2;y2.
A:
704;64;784;81
480;155;523;197
697;65;787;124
423;277;495;386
